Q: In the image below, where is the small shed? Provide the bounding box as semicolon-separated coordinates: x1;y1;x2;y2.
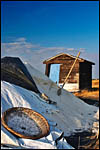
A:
43;53;95;92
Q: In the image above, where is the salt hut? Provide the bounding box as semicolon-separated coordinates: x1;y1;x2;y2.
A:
43;53;95;92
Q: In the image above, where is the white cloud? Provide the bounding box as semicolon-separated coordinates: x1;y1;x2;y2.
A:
1;37;99;78
67;48;75;51
16;37;26;42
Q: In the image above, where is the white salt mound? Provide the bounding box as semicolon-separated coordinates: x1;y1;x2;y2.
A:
1;81;74;149
7;112;41;136
25;63;99;135
1;62;99;149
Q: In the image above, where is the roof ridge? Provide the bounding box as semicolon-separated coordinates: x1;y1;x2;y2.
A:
43;53;81;62
43;53;95;65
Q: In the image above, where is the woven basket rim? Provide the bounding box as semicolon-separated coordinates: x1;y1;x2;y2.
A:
1;107;50;140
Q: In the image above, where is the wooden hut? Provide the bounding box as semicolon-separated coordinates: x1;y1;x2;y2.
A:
43;53;95;91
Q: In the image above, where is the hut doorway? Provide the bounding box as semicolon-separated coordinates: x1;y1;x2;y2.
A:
49;64;60;84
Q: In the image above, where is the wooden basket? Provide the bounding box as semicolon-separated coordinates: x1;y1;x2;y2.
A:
1;107;50;140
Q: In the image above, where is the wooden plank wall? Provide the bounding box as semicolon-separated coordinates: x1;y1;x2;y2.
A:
44;54;80;84
59;62;80;83
45;64;51;77
44;54;76;64
44;54;92;90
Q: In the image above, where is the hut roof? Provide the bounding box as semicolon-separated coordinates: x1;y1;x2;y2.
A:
43;53;95;65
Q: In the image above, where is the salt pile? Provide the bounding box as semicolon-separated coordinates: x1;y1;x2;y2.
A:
7;112;41;136
1;81;74;149
25;62;99;135
1;61;99;149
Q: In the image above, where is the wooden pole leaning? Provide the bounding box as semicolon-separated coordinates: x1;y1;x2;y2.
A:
57;51;80;96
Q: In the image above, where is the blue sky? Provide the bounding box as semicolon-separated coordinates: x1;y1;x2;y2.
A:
1;1;99;78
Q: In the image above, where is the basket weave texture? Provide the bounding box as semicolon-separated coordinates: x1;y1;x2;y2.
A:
1;107;50;140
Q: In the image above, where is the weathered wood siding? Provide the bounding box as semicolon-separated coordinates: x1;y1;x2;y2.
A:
45;54;80;86
45;64;51;77
43;53;94;91
44;54;76;64
59;62;79;84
